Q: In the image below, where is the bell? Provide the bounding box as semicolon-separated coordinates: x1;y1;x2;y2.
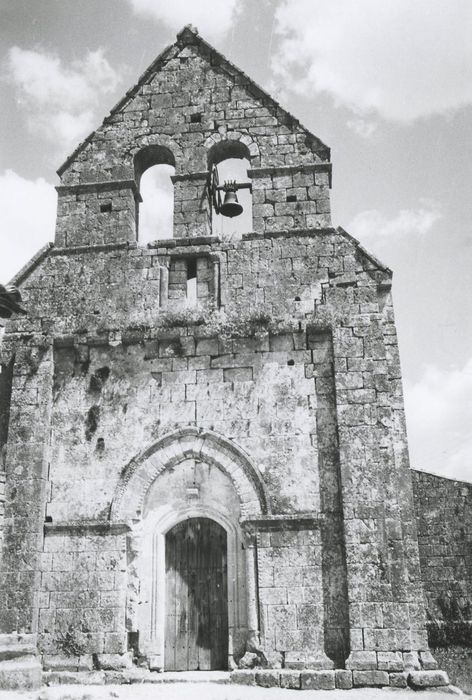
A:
220;189;243;218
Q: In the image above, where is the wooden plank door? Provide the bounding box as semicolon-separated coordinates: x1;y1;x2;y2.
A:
165;517;228;670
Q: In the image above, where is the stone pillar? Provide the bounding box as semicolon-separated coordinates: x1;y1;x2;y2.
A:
55;180;140;248
172;172;211;238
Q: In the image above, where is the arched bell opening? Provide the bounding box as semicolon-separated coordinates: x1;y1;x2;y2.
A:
134;145;176;244
207;141;252;241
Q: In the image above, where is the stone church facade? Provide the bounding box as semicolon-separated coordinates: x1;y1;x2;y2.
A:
0;25;466;690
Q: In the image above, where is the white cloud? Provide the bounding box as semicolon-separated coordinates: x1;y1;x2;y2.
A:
273;0;472;123
348;201;441;245
346;118;378;139
0;170;56;283
405;360;472;483
8;47;122;154
127;0;241;40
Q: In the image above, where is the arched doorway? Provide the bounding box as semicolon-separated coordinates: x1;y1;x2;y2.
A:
165;517;228;671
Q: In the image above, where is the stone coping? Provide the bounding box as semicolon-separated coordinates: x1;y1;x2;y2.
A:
44;521;130;535
56;179;141;199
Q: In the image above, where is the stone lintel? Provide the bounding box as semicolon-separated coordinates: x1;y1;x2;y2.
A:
44;520;130;535
171;170;208;183
240;512;321;531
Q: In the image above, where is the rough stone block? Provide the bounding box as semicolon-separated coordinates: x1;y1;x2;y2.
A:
420;650;439;670
335;669;353;689
280;670;301;689
403;651;421;670
346;650;377;670
97;653;132;670
231;669;255;685
390;672;408;688
255;670;280;687
352;670;390;687
0;658;42;691
408;670;449;688
377;651;404;671
301;670;335;690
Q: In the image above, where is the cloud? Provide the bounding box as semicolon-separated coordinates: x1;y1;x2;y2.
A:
127;0;241;40
0;170;56;283
405;360;472;483
8;47;122;154
346;118;378;139
348;201;441;245
273;0;472;123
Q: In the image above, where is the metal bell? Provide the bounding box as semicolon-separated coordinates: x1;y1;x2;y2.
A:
220;189;243;218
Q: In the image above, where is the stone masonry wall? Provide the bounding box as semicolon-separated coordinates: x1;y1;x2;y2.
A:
0;25;435;679
412;470;472;647
2;226;428;670
55;27;331;245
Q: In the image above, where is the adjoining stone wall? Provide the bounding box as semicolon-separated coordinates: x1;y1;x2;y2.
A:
412;470;472;647
39;524;128;658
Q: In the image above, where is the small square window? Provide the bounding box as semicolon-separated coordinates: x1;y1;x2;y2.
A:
100;202;112;213
190;113;202;123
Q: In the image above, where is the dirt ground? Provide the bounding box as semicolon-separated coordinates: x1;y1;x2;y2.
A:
0;684;466;700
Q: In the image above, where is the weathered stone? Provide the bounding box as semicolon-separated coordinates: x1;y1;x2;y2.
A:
230;669;255;685
280;670;301;689
403;651;421;670
97;653;133;670
408;670;450;688
300;670;336;690
335;669;353;689
389;672;408;688
377;651;404;671
0;658;42;691
346;650;377;670
255;670;280;687
352;670;390;687
420;650;439;670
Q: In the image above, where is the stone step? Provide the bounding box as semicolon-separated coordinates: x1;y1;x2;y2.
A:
0;656;42;691
43;670;232;686
0;644;38;661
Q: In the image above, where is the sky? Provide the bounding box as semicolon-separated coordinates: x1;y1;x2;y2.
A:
1;0;471;483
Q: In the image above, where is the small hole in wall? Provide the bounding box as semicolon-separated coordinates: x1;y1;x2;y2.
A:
96;437;105;454
100;202;112;213
295;296;301;301
190;113;202;123
287;195;297;203
287;359;295;366
45;515;52;523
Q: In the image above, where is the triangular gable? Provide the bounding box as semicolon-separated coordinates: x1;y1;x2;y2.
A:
57;25;330;177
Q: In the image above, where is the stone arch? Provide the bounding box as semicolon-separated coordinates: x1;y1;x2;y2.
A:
133;144;176;187
205;132;260;165
110;427;269;521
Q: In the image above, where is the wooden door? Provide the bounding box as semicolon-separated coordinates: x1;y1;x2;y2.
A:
165;517;228;670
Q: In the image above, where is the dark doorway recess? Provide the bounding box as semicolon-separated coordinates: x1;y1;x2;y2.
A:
165;517;228;670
